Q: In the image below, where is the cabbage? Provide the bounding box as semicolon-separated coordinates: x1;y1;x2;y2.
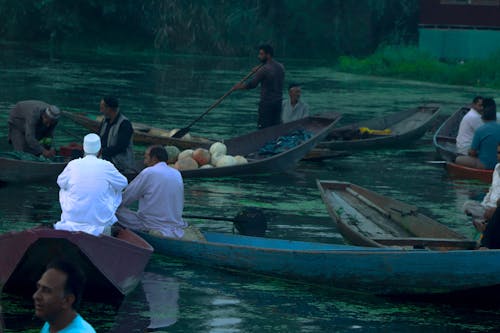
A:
234;155;248;165
178;149;194;160
200;164;214;169
164;145;180;163
216;155;237;167
211;152;224;166
209;142;227;156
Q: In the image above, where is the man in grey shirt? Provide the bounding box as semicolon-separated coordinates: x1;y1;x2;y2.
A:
8;100;60;157
281;83;310;123
233;44;285;129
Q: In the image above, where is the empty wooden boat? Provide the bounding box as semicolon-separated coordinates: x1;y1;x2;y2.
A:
317;180;474;249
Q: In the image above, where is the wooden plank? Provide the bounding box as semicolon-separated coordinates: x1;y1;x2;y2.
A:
372;237;477;249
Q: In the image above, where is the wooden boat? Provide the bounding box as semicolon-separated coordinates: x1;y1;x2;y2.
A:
317;180;475;249
446;162;493;183
433;106;469;162
0;227;153;303
63;110;341;162
317;105;441;150
176;114;341;178
0;155;66;183
62;111;214;150
433;106;495;182
136;230;500;297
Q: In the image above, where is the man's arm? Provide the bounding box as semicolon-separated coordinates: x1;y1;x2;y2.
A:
106;164;128;192
232;66;265;91
101;120;133;159
57;163;72;190
121;172;146;207
469;131;480;157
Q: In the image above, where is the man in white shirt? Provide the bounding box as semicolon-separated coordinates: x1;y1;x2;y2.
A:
463;147;500;231
54;133;128;236
281;83;310;123
456;96;484;155
116;145;203;241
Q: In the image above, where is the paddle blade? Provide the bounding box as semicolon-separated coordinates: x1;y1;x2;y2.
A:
171;127;190;139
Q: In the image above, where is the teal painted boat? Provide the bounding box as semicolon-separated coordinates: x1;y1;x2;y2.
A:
136;230;500;297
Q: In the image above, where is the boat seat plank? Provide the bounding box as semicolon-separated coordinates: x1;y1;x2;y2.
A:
372;237;477;249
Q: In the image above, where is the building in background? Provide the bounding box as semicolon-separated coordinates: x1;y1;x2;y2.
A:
419;0;500;59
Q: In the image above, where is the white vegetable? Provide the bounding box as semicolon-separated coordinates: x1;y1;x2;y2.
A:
164;146;180;163
216;155;237;167
209;142;227;156
234;155;248;165
178;149;193;160
200;164;214;169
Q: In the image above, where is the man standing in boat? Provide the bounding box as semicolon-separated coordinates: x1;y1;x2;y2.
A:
232;44;285;129
8;100;60;158
456;96;484;155
98;96;136;173
281;83;310;123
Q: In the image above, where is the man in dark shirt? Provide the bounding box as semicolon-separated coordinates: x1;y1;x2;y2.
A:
98;96;135;173
233;44;285;129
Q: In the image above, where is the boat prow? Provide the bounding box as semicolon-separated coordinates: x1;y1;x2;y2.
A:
0;227;153;304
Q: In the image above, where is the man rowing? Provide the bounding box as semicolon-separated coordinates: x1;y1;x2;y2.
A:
8;100;60;158
54;134;128;236
98;96;136;173
232;44;285;129
117;145;204;241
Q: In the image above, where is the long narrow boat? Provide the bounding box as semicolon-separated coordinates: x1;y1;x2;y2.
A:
446;162;493;183
433;106;494;182
176;114;341;178
317;105;441;150
62;111;212;150
317;180;474;249
433;106;469;162
135;230;500;297
63;110;341;161
0;227;153;303
0;156;66;183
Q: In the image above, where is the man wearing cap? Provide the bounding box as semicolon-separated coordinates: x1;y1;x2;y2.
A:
98;96;135;173
54;133;128;236
281;83;310;123
8;100;61;157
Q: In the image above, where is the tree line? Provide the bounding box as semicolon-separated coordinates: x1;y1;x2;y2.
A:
0;0;419;58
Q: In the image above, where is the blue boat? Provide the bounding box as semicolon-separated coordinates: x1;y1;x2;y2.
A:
137;231;500;297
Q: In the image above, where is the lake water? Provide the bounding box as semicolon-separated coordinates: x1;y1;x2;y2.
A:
1;43;500;332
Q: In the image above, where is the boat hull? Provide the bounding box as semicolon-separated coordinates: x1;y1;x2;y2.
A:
0;157;66;183
137;231;500;297
446;162;493;183
318;106;441;150
0;228;153;303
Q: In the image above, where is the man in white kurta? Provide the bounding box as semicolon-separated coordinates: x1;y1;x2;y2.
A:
456;97;484;155
463;163;500;229
281;83;310;124
54;134;128;236
116;145;199;239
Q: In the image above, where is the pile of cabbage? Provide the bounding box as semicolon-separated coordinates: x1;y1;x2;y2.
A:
165;142;248;171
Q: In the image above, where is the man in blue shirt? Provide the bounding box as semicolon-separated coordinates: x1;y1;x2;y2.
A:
33;260;96;332
456;98;500;170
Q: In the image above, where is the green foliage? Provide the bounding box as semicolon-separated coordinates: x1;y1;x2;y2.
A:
0;0;418;57
337;45;500;88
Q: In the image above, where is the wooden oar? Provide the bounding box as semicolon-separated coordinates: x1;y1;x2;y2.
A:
172;64;264;139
